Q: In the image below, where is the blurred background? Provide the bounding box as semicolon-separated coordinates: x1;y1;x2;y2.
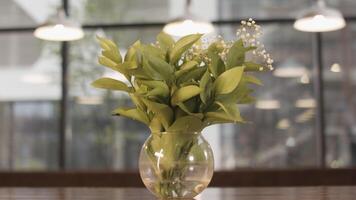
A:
0;0;355;172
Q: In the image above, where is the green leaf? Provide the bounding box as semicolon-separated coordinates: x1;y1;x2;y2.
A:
144;54;174;81
139;80;169;98
208;53;225;77
239;95;256;104
204;109;244;126
225;39;245;70
114;62;136;81
244;62;262;72
92;78;131;92
101;50;121;64
171;85;202;105
223;84;254;105
141;98;173;130
177;67;207;85
175;61;198;77
175;107;187;119
112;107;149;125
97;36;122;64
200;70;212;104
244;75;263;86
97;36;116;50
170;34;202;64
207;42;224;55
180;60;199;70
214;66;245;95
124;40;141;62
215;101;242;120
149;115;163;133
141;44;165;59
245;46;257;52
129;93;146;111
177;102;204;119
167;116;203;132
98;56;117;70
142;57;164;81
136;84;149;95
215;76;256;105
127;67;150;79
157;32;174;52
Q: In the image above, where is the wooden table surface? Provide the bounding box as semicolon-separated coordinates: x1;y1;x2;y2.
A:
0;187;355;200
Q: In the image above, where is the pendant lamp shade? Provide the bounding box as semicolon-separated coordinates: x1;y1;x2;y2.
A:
273;59;308;78
163;17;214;37
34;9;84;41
294;0;346;32
163;0;214;37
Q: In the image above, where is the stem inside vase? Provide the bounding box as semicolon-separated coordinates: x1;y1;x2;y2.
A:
139;132;214;199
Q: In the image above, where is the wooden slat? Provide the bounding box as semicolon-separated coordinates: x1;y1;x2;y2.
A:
0;187;356;200
0;169;356;187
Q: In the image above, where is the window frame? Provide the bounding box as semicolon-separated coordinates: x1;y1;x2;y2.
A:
1;0;356;171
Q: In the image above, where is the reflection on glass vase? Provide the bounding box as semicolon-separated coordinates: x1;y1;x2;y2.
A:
139;131;214;199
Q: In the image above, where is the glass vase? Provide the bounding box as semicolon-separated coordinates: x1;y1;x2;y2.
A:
139;131;214;199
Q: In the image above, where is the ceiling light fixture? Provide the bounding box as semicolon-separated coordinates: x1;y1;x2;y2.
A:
330;63;341;72
255;99;281;110
294;0;346;32
295;98;316;108
286;136;296;147
21;73;52;85
75;96;103;105
300;73;310;84
273;59;308;78
295;109;315;123
34;8;84;41
163;0;215;37
277;118;291;130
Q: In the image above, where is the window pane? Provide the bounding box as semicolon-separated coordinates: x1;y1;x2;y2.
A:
326;0;356;17
71;0;170;25
218;24;317;169
0;32;60;170
219;0;310;20
0;0;60;27
71;0;310;25
67;28;160;170
323;23;356;168
67;24;317;170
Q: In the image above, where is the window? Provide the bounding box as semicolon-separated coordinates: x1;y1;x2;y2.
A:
1;0;355;171
66;29;160;169
0;32;60;170
322;24;356;167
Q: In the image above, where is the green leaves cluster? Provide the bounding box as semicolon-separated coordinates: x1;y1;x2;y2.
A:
92;33;266;133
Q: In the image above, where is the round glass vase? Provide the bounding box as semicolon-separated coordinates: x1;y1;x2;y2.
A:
139;131;214;199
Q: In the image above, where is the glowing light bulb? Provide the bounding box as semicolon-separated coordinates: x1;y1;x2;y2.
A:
294;1;346;32
330;63;341;72
34;9;84;41
300;73;310;84
163;19;214;37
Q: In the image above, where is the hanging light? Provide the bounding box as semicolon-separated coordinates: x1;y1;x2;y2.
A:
295;98;316;108
163;0;215;37
300;73;310;84
295;109;315;123
273;58;308;78
330;63;341;72
75;96;103;105
286;136;296;147
294;0;346;32
276;118;291;130
34;8;84;41
255;99;281;110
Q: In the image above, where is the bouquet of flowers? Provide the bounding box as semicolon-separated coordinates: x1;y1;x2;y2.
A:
92;19;273;198
92;18;273;132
